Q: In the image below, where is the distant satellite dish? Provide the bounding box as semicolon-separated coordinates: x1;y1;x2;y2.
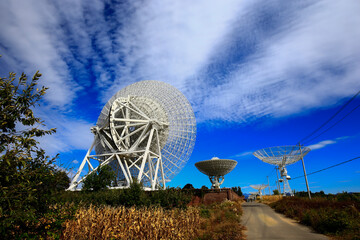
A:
195;157;237;189
68;80;196;191
253;145;311;196
250;184;268;199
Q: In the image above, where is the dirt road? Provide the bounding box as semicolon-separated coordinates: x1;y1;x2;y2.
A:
242;202;328;240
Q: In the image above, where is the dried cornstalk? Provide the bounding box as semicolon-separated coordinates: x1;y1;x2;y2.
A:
61;205;200;240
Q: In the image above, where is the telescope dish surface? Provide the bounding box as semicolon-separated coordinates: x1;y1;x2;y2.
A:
253;145;311;166
68;80;196;191
250;184;268;191
195;158;237;176
195;157;237;189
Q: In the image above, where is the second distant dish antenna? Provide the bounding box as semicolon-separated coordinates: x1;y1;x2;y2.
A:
253;145;311;196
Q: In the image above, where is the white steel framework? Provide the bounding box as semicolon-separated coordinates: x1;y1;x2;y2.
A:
253;145;311;196
250;184;268;199
67;80;196;191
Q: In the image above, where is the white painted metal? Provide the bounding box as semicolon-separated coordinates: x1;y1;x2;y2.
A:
67;80;196;191
250;184;268;199
253;145;311;196
195;157;237;189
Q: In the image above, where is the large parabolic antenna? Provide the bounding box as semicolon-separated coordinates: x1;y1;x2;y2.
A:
253;146;310;196
68;80;196;191
195;157;237;189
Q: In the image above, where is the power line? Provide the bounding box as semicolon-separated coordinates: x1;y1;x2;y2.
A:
290;156;360;180
299;90;360;144
303;103;360;144
262;166;276;184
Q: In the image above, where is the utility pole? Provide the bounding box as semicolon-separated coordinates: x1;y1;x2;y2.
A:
267;176;271;195
299;143;311;199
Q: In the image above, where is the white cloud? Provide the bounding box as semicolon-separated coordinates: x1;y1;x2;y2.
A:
35;108;94;155
307;135;349;150
1;0;360;157
232;151;253;158
308;140;336;150
72;160;79;164
0;0;82;107
197;0;360;122
101;0;245;101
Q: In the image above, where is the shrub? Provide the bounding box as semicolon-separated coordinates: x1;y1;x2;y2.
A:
270;196;360;240
0;69;70;238
82;165;115;191
57;186;192;209
197;200;245;240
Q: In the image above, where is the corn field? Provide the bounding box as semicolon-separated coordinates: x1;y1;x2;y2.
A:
61;205;200;240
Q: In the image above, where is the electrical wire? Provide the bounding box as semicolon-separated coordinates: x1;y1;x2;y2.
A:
299;90;360;144
290;156;360;180
303;103;360;144
262;166;276;185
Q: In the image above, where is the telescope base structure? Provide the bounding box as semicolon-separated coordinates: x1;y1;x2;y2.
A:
209;175;225;189
279;167;294;196
281;177;293;196
67;127;166;191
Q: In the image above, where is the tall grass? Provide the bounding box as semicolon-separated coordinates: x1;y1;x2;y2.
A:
62;205;200;240
270;196;360;240
197;200;245;240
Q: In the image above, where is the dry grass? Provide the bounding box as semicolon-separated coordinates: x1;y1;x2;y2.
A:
260;195;283;204
197;200;246;240
61;205;200;240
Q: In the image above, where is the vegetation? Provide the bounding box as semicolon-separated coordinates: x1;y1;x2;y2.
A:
270;194;360;240
62;205;200;239
197;200;245;240
82;165;115;191
231;186;243;196
183;183;195;189
0;70;70;238
58;183;192;209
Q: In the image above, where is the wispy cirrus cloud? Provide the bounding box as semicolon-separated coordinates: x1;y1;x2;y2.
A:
308;136;349;150
1;0;359;156
197;0;360;122
308;140;336;150
231;151;254;158
2;0;359;120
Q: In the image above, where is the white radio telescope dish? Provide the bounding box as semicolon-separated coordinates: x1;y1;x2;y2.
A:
250;184;268;199
195;157;237;189
68;80;196;191
253;145;311;196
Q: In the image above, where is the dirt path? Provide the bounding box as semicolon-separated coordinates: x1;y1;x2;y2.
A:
242;202;328;240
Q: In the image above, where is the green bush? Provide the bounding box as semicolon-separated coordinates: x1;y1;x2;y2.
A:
302;208;352;234
0;70;70;238
57;185;192;209
82;165;116;191
270;196;360;239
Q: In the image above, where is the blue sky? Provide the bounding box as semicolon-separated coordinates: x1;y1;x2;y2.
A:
1;0;359;193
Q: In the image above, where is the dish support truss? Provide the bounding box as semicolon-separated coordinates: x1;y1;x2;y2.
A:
277;166;293;196
67;96;168;191
209;176;225;189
